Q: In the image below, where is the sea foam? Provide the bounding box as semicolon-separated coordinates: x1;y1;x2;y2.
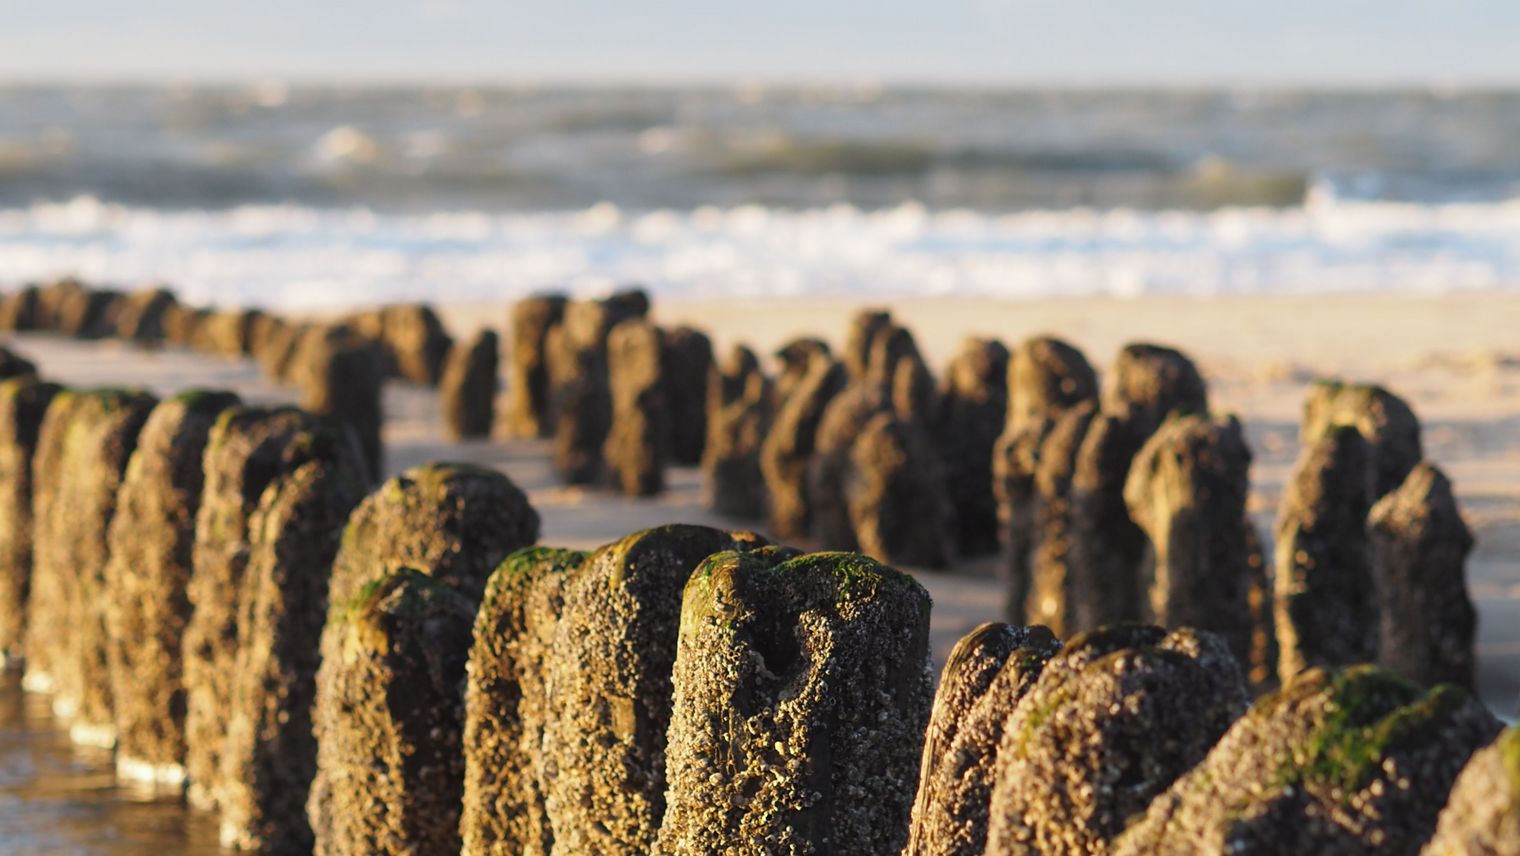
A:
1;194;1517;309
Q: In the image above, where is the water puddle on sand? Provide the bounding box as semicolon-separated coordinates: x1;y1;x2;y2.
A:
0;672;222;854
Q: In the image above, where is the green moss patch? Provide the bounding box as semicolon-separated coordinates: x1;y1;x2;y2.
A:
1276;666;1469;798
481;546;587;607
1498;728;1520;792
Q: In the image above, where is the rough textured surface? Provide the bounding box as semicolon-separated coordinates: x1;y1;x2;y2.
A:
219;456;368;852
933;337;1010;557
1065;343;1210;634
1244;521;1279;690
995;336;1098;622
25;388;156;745
0;286;40;332
1369;462;1477;689
324;461;540;611
659;549;934;855
1275;425;1379;684
845;410;953;568
661;325;713;465
993;418;1052;622
296;326;385;479
841;310;894;382
760;351;846;539
1102;342;1210;432
1066;412;1149;630
546;292;648;483
440;328;500;440
116;287;178;344
803;320;940;553
255;319;308;383
57;286;125;339
1303;380;1424;500
1125;414;1257;667
905;622;1061;856
380;302;454;385
0;378;60;664
245;312;287;367
182;406;352;810
603;318;668;496
35;278;88;332
0;346;37;380
1421;726;1520;856
104;391;240;782
14;390;83;687
773;336;832;405
461;547;589;856
1024;401;1097;636
196;309;262;356
703;345;771;518
542;525;766;855
308;569;476;855
808;384;883;550
986;625;1250;856
163;304;210;348
1115;665;1502;856
1004;336;1100;432
871;323;938;424
506;294;567;439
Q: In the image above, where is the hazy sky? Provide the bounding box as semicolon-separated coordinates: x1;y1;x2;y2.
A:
3;0;1518;85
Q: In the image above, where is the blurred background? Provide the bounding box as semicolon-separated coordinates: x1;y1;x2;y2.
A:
2;1;1519;307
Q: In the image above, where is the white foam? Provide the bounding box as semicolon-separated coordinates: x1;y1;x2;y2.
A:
68;722;117;750
2;195;1519;310
116;755;188;788
19;670;53;694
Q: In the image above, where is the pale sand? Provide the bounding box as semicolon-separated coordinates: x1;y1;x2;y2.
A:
9;292;1520;717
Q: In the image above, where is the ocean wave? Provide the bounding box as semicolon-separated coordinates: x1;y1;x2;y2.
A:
1;196;1518;309
10;85;1520;213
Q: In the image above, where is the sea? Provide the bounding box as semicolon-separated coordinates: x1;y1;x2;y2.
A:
3;84;1520;307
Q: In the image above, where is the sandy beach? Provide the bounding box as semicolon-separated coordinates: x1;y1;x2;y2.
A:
12;290;1519;716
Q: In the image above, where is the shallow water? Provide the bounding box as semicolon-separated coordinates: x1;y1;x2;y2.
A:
0;672;222;855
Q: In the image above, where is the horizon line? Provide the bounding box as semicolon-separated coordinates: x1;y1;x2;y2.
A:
4;70;1520;93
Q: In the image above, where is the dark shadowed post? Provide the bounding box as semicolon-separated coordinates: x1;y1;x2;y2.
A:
1369;462;1477;689
905;622;1060;856
440;328;501;440
0;378;59;666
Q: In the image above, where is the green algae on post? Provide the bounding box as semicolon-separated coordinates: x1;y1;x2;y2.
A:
986;625;1249;856
542;524;766;855
1113;664;1501;855
460;546;589;856
659;549;933;856
309;569;476;855
323;461;540;611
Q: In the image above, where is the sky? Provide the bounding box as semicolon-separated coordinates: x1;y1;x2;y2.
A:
2;0;1519;86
